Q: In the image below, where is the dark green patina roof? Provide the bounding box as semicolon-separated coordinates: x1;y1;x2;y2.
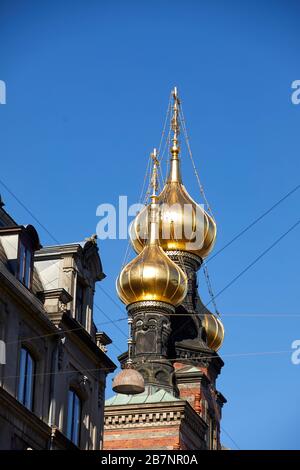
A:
105;387;181;406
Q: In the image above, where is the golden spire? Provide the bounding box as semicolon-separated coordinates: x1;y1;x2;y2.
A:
169;86;182;183
148;148;159;245
130;87;217;259
150;148;159;203
171;87;180;154
149;148;159;246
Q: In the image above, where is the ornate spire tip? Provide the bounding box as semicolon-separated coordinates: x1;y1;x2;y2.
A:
150;148;159;201
171;87;180;157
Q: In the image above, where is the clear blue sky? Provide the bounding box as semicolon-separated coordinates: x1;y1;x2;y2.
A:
0;0;300;450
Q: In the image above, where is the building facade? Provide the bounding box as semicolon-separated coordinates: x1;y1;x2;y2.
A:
0;200;116;449
104;89;226;450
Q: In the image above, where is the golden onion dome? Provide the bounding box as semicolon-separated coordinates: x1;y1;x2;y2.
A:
130;88;216;260
130;166;216;259
202;313;224;351
117;154;188;307
117;242;187;306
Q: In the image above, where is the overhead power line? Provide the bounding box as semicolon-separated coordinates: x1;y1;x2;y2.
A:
211;218;300;304
0;348;294;382
207;183;300;264
169;216;300;340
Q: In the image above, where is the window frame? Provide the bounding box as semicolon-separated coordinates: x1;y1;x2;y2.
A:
17;346;36;411
66;388;82;446
17;238;33;289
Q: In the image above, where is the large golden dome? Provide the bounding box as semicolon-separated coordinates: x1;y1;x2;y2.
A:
130;159;216;259
130;89;216;260
117;155;188;307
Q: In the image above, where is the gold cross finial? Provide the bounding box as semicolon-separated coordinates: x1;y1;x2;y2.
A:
173;86;180;103
150;148;159;201
171;86;180;156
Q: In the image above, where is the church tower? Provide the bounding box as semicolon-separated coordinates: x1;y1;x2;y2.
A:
104;88;226;450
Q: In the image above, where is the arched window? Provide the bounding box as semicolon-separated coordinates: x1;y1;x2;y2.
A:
17;347;35;411
67;389;82;446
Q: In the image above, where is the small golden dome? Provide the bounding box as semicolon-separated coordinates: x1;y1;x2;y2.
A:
117;152;188;308
202;314;224;351
117;243;187;307
130;88;216;260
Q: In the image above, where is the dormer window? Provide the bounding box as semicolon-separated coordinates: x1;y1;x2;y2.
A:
18;241;33;288
0;224;40;289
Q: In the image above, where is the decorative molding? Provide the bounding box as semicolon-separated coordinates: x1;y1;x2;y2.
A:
96;331;112;352
127;300;175;315
104;400;207;438
105;409;182;429
175;349;213;367
68;371;93;401
175;367;211;386
165;250;202;267
174;346;224;370
37;288;73;305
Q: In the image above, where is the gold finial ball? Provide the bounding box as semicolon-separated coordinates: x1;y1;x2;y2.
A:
116;244;187;307
130;185;217;259
202;314;224;351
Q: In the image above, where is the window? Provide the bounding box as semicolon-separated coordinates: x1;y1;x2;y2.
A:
67;389;81;446
17;347;35;411
75;280;85;325
18;241;32;288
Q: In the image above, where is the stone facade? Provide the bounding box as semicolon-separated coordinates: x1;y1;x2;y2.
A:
0;202;116;449
104;397;207;450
